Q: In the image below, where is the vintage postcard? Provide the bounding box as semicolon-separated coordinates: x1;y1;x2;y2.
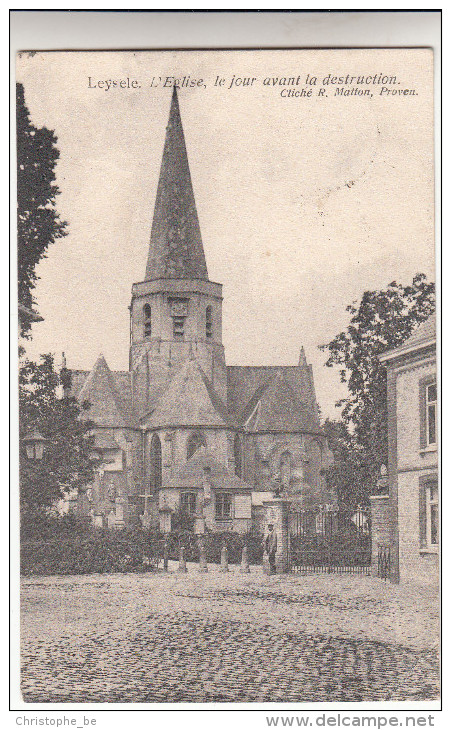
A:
16;49;438;706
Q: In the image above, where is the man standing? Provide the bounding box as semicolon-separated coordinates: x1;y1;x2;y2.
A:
264;523;278;574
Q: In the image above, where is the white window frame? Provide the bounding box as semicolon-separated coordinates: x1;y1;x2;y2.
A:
426;383;437;447
180;491;197;516
215;492;233;521
426;484;439;548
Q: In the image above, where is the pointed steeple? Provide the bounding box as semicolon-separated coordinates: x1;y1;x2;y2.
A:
145;86;208;281
298;347;307;367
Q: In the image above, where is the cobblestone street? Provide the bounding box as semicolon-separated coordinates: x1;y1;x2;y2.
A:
20;566;439;704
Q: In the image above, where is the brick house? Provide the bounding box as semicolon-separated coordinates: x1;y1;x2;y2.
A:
379;314;438;583
67;87;333;532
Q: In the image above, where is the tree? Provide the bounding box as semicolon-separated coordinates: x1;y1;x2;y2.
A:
17;82;67;335
320;274;435;505
321;419;369;506
19;354;95;511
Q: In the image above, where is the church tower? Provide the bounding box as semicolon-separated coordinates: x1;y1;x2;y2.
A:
69;85;332;531
129;87;227;415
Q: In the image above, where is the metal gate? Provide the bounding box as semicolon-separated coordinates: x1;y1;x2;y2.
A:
289;506;371;575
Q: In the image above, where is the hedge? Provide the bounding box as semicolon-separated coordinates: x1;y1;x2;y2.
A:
20;514;264;576
21;529;162;576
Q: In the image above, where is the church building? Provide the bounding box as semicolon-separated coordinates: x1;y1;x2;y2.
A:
68;87;334;533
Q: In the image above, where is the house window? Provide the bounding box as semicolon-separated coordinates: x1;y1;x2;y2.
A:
173;316;185;339
426;485;439;546
180;492;197;515
419;477;439;551
187;431;206;460
420;376;437;450
143;304;152;338
149;434;162;491
215;493;233;520
426;384;437;446
206;306;213;339
234;434;242;478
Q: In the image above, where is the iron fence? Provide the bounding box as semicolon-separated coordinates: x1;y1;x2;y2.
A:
289;506;371;575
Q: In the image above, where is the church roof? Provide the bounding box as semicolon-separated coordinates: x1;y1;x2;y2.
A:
169;447;251;491
227;364;321;433
77;355;136;428
244;371;320;433
145;86;208;281
143;357;232;428
70;359;321;435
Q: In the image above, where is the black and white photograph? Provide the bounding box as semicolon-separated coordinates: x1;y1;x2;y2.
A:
13;36;439;711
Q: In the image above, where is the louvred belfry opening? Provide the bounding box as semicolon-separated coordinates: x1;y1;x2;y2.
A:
145;86;208;281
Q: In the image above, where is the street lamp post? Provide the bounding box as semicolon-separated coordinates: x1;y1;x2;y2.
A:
23;430;48;460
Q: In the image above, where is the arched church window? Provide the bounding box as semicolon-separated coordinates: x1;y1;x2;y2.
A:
280;451;292;490
187;431;206;460
234;434;243;478
310;439;323;486
149;434;162;491
206;306;213;339
143;304;152;338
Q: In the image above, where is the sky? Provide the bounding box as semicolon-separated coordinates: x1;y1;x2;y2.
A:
16;49;435;419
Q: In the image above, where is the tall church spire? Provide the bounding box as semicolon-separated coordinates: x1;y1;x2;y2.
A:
145;86;208;281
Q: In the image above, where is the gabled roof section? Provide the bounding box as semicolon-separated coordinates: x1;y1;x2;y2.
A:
144;357;231;428
247;371;320;432
380;313;436;362
169;447;251;491
227;364;321;433
68;370;90;399
145;86;208;281
77;355;136;428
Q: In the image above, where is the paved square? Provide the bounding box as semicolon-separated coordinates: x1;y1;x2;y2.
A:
21;566;439;703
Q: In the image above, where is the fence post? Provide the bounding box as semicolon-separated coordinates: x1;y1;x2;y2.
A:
178;546;187;573
369;495;391;577
262;498;291;573
377;544;391;581
240;546;250;573
198;541;208;573
163;539;169;572
220;545;229;573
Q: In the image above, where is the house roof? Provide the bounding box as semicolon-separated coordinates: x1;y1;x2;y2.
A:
168;447;251;491
145;86;208;282
380;313;436;362
143;357;232;428
77;355;136;428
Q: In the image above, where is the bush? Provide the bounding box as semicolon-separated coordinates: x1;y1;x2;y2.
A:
21;520;162;576
20;514;264;576
20;511;92;542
